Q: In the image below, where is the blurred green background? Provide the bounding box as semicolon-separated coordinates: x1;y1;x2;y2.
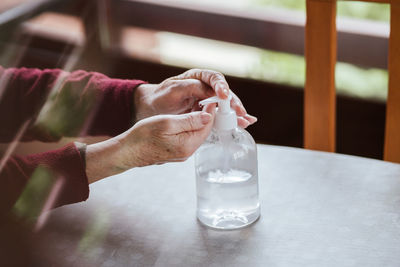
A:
254;0;390;22
164;0;390;101
251;0;390;101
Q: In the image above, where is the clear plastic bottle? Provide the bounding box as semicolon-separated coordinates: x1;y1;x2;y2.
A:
195;95;260;230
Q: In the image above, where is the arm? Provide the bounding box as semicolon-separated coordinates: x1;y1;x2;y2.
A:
0;109;216;215
0;66;145;142
0;66;144;215
83;69;258;183
0;68;256;215
0;143;88;217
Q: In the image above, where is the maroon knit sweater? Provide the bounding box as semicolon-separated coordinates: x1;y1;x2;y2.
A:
0;66;145;216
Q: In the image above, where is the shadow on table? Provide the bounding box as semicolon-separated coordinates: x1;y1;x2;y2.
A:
29;201;262;266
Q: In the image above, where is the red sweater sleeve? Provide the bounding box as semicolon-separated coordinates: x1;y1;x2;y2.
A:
0;66;146;214
0;143;88;217
0;66;146;142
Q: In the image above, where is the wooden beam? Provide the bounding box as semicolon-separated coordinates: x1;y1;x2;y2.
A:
0;0;390;69
0;0;71;29
113;0;387;69
339;0;390;3
304;0;337;152
384;2;400;163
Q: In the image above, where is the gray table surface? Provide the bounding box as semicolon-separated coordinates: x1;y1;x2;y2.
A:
35;145;400;267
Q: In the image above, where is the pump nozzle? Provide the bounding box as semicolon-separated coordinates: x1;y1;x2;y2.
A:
199;95;231;112
199;95;237;130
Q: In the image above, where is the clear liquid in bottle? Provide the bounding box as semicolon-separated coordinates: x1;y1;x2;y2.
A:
195;128;260;230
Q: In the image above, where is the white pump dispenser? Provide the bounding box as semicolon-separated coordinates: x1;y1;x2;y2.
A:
199;95;237;131
195;94;260;230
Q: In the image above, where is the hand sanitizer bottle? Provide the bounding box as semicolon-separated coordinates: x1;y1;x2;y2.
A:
195;94;260;230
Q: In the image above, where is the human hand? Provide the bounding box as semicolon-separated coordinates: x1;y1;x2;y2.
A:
85;104;216;183
135;69;257;128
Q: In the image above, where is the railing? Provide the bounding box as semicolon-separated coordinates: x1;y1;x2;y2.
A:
112;0;388;69
0;0;67;32
0;0;389;69
0;0;394;160
304;0;399;163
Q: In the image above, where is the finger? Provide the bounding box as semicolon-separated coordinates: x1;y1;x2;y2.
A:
172;79;214;101
230;92;247;117
167;111;213;134
186;79;215;99
238;116;250;128
202;103;217;115
181;106;216;151
176;69;230;99
244;114;258;125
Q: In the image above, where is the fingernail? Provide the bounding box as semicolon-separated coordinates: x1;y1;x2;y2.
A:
239;119;251;129
223;89;229;97
200;112;212;124
246;114;258;123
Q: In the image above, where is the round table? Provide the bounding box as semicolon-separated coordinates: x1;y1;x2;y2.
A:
35;145;400;266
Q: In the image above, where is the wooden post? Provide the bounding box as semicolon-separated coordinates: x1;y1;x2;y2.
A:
304;0;337;152
79;0;117;73
384;2;400;163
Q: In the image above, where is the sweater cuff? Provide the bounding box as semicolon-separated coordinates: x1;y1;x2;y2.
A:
14;143;90;209
89;78;147;136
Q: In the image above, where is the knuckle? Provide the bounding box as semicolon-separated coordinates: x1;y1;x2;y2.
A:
186;115;202;131
187;78;201;87
156;118;172;131
214;71;224;77
187;115;197;129
189;68;201;73
211;71;224;80
211;74;226;87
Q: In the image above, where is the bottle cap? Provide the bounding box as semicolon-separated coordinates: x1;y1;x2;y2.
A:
199;95;237;131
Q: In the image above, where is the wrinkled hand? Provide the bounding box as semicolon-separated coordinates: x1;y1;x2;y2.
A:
85;69;258;183
85;105;216;182
135;69;257;128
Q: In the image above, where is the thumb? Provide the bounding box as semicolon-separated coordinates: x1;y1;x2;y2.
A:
168;111;213;134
